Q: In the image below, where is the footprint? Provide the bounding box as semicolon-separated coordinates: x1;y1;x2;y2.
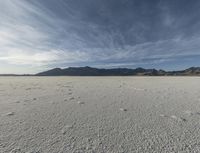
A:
184;110;193;116
133;88;145;91
170;115;186;122
180;117;187;122
69;97;75;100
61;125;73;134
184;110;200;116
170;115;178;120
120;108;127;112
78;101;85;105
159;114;168;117
6;112;15;116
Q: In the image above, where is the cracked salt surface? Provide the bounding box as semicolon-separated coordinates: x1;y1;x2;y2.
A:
1;77;200;152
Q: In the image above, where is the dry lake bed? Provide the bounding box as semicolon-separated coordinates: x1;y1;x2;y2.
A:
0;77;200;153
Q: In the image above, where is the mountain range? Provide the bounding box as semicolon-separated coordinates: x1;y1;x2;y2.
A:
36;66;200;76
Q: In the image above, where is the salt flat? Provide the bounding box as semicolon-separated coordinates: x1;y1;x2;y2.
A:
0;77;200;153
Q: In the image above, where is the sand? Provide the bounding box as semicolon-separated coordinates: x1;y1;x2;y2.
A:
0;76;200;153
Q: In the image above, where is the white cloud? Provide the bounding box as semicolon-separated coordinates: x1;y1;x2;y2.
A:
0;49;91;66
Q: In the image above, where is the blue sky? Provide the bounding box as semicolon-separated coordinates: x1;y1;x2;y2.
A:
1;0;200;74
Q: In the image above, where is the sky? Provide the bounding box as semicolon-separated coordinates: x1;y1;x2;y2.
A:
1;0;200;74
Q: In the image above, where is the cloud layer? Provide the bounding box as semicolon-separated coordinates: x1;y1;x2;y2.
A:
1;0;200;73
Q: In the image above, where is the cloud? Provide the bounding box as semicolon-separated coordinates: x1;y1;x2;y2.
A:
1;0;200;73
0;49;91;66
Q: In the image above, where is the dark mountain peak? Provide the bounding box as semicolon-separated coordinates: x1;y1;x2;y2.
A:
36;67;63;76
52;68;62;71
134;67;146;72
183;67;200;75
158;69;165;72
66;66;96;70
186;67;200;71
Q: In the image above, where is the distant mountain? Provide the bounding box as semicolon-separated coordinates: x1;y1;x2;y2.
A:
35;66;200;76
166;67;200;76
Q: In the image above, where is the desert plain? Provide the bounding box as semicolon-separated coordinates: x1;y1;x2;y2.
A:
0;77;200;153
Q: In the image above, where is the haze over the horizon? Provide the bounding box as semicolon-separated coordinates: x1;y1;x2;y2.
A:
1;0;200;74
